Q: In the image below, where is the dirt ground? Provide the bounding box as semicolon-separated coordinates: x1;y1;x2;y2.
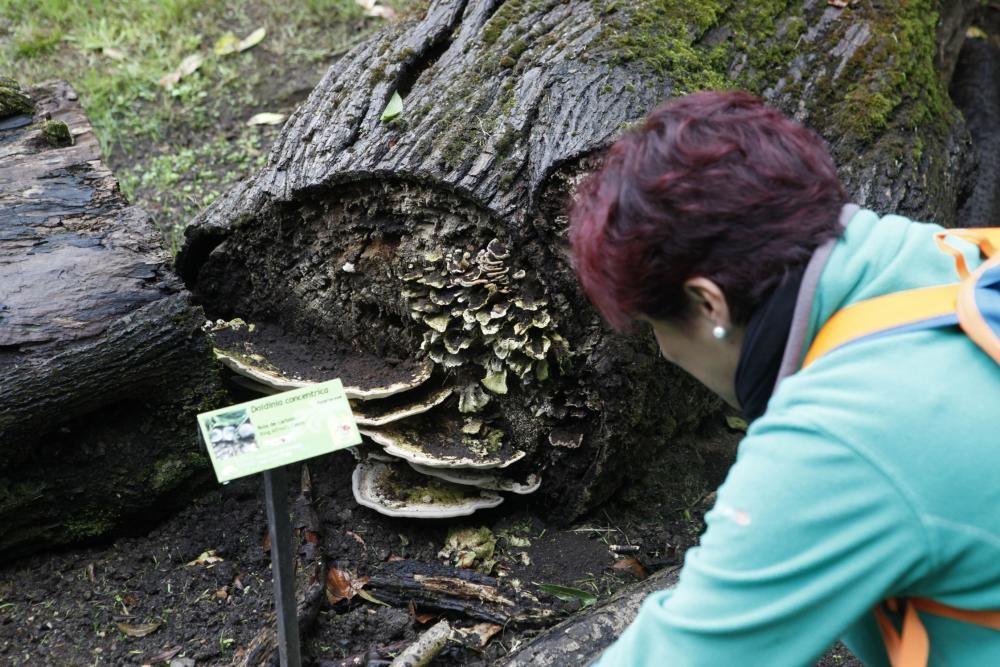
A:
0;411;861;666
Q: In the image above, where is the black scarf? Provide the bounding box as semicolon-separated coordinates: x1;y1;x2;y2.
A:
734;268;805;422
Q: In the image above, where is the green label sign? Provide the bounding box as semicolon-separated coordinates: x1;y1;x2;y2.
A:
197;379;361;482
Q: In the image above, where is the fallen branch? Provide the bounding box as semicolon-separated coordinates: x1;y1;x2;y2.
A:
389;620;452;667
365;559;558;628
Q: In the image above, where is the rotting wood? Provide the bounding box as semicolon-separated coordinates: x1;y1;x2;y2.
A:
177;0;981;522
0;80;225;562
365;559;558;628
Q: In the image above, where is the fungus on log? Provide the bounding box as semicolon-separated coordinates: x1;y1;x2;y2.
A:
177;0;980;521
0;82;225;561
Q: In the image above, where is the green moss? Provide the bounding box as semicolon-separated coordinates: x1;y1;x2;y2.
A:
65;508;118;539
813;0;949;155
0;78;34;118
149;452;208;493
596;0;730;92
42;120;72;147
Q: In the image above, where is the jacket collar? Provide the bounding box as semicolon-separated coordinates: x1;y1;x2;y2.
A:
775;203;859;386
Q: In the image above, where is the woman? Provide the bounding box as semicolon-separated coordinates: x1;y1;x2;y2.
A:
569;90;1000;666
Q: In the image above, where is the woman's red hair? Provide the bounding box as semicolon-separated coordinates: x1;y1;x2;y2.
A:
569;90;846;331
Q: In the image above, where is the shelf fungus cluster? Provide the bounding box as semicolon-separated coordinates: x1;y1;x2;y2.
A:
400;238;568;410
205;301;551;518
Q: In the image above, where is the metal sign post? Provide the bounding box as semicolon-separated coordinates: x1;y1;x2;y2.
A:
263;465;301;667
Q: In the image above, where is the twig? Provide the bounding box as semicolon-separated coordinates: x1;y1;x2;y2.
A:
389;619;452;667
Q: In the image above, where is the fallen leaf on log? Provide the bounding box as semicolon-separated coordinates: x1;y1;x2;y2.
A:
612;557;648;580
185;550;223;567
381;91;403;122
326;566;369;606
535;583;597;608
116;621;160;637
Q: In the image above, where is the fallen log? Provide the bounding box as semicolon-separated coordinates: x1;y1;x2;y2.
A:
176;0;981;522
501;566;680;666
0;81;225;561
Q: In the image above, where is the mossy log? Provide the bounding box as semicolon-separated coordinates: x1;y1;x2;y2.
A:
177;0;980;521
0;81;225;562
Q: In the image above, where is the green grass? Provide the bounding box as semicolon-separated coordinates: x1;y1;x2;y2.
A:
0;0;399;247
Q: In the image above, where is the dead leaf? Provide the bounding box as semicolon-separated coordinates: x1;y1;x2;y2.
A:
147;645;182;663
326;566;369;605
116;622;161;638
157;53;203;89
452;622;502;648
247;112;286;126
214;32;240;56
238;28;266;52
416;612;436;624
612;556;649;580
262;531;271;551
725;415;748;432
186;550;224;567
357;588;390;607
355;0;397;19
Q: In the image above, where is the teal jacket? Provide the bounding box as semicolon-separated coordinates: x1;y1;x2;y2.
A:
594;208;1000;666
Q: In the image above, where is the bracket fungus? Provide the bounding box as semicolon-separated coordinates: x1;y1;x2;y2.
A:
207;319;434;400
203;234;572;519
352;459;504;518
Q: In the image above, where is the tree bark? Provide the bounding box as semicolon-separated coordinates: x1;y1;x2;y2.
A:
176;0;980;521
0;81;225;562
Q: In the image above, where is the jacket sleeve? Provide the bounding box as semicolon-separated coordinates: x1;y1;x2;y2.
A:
593;416;930;667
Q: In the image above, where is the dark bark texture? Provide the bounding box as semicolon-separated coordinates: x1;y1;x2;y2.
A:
500;566;680;666
177;0;980;521
951;3;1000;228
0;82;225;562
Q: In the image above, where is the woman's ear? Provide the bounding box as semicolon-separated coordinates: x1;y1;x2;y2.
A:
682;277;733;328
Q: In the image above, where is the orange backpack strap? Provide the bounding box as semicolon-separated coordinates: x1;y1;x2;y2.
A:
803;227;1000;368
875;598;1000;667
801;284;959;368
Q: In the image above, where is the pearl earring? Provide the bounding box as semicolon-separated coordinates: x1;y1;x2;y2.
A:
712;325;727;340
